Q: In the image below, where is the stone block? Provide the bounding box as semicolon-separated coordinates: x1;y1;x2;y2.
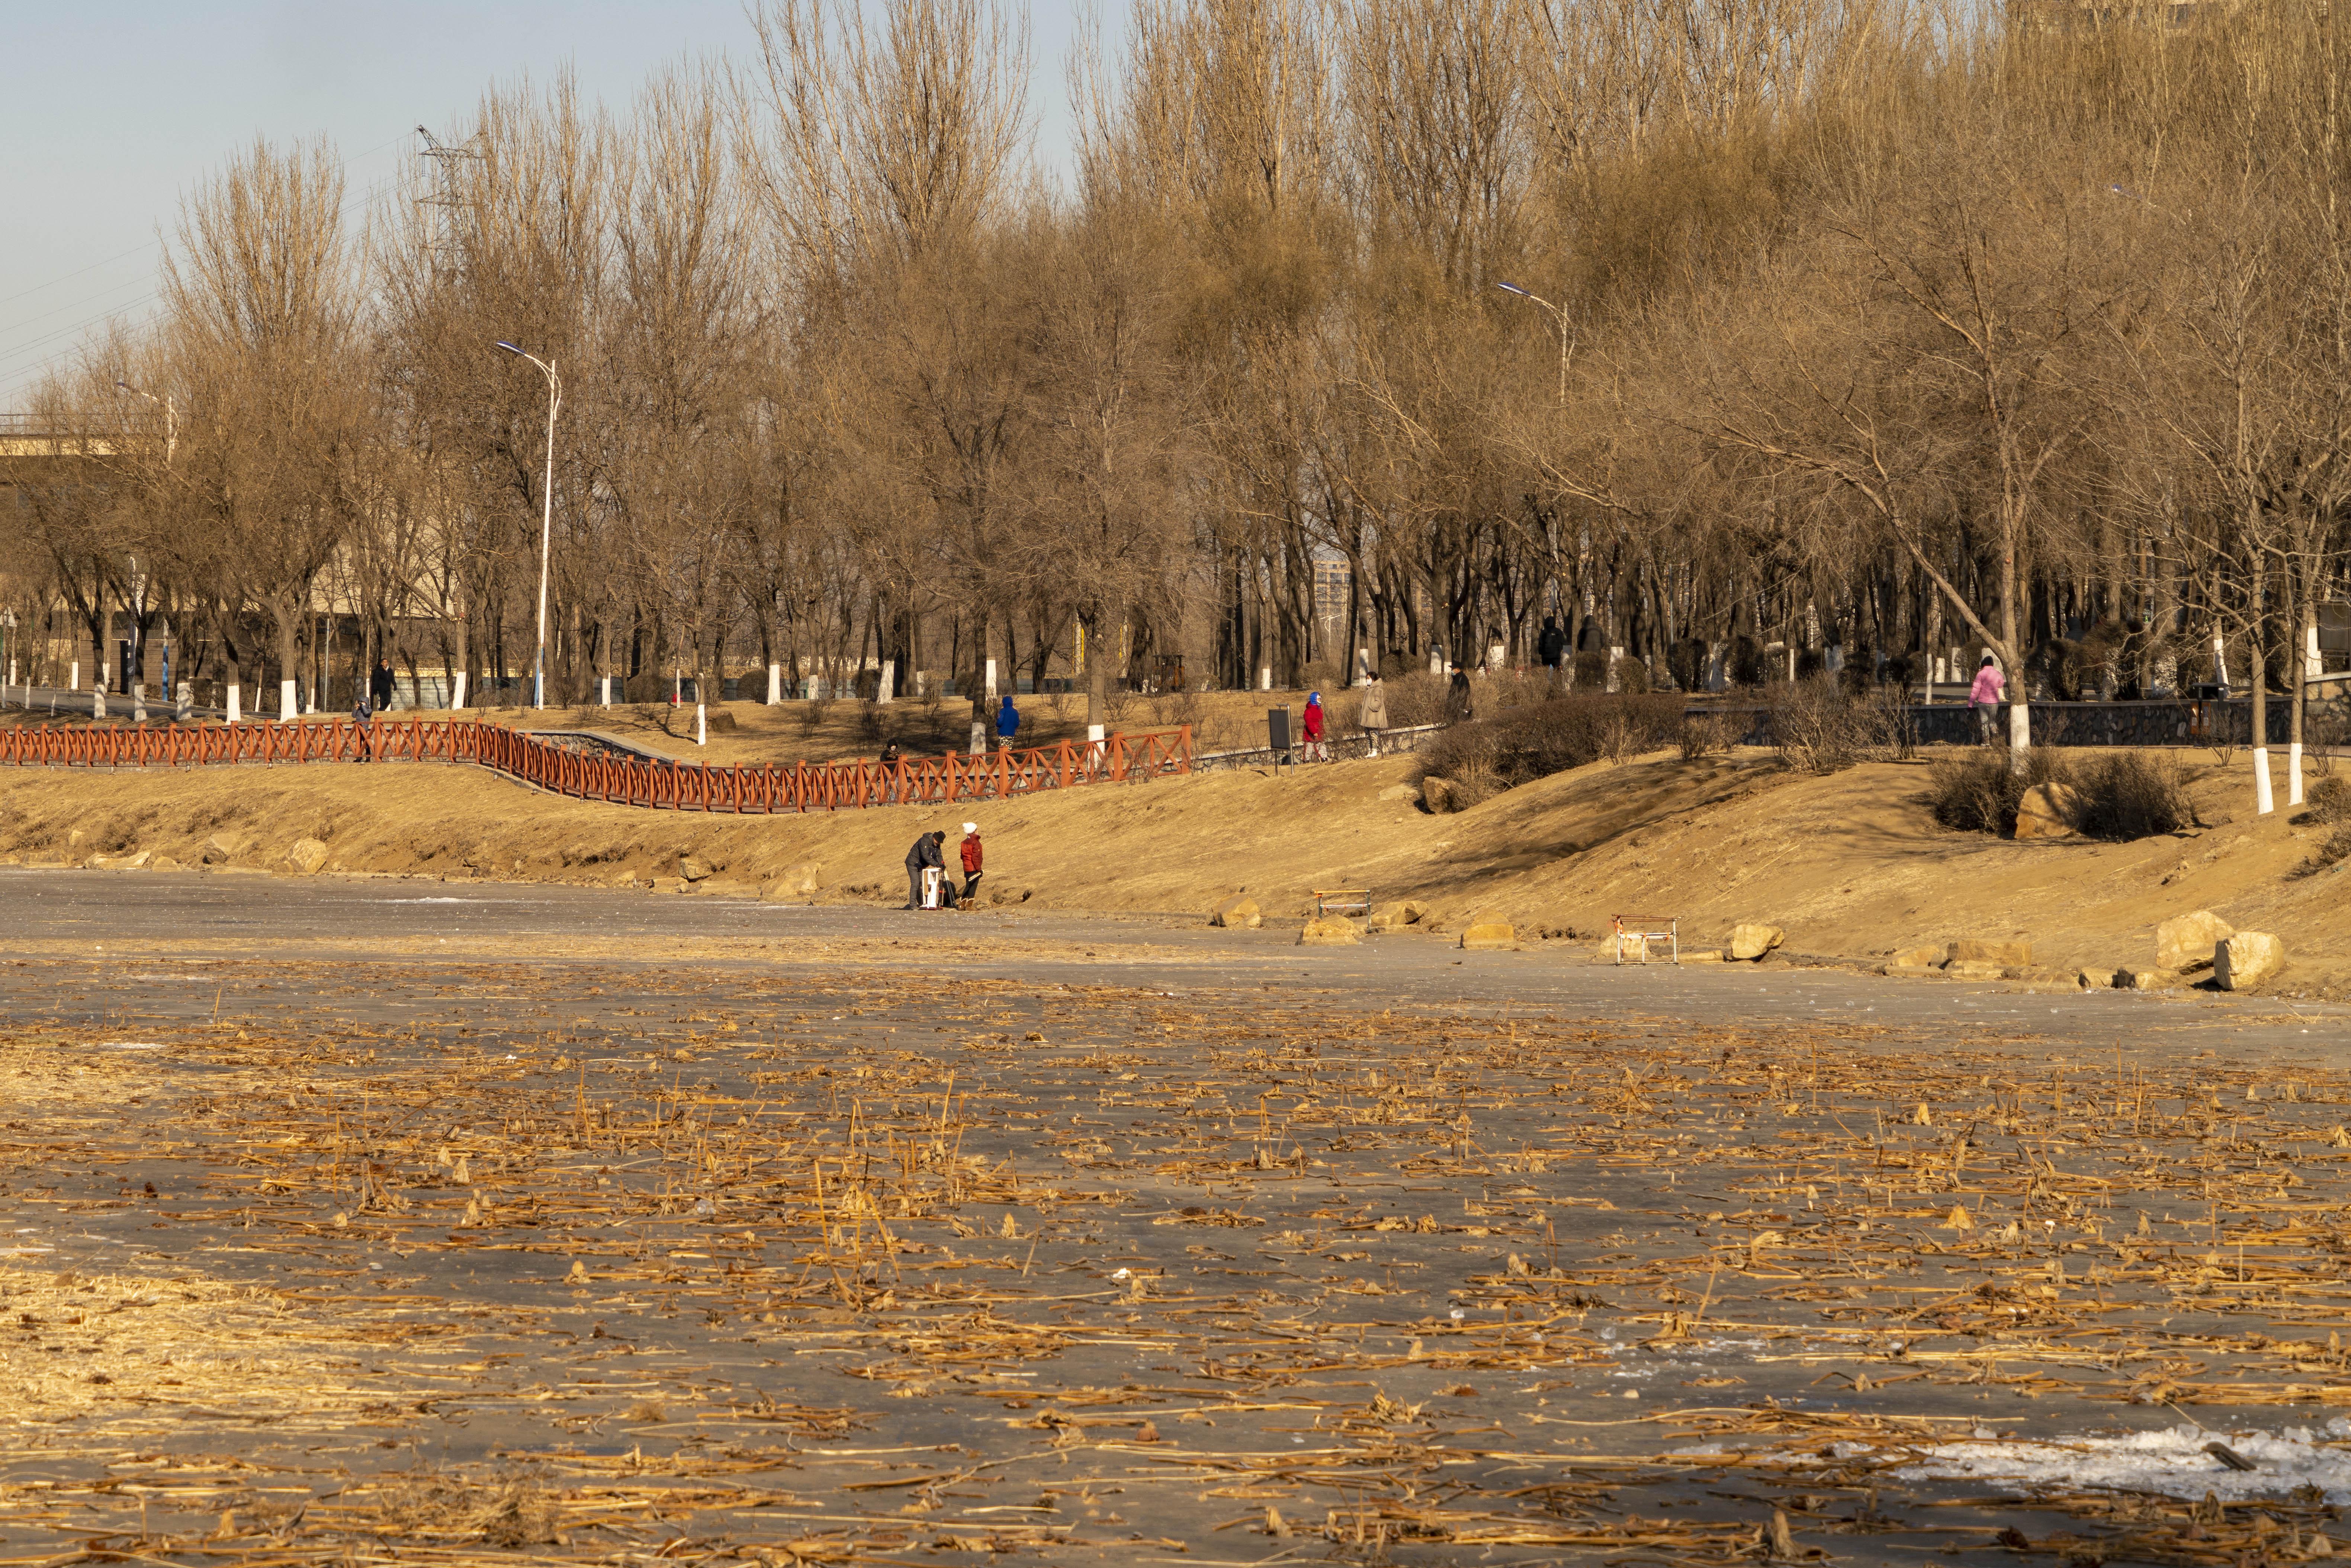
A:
1210;895;1261;930
2156;910;2233;973
1298;916;1361;946
678;855;717;883
2216;931;2284;991
2014;781;2086;840
286;838;329;876
1891;945;1942;968
86;850;151;871
200;832;244;866
1729;923;1785;960
1419;776;1460;814
1366;900;1426;932
1944;958;2008;980
762;862;822;901
1949;938;2032;967
1459;915;1517;951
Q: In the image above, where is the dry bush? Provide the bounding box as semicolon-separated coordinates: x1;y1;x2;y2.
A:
2294;824;2351;878
1381;671;1447;728
2304;775;2351;825
1764;678;1901;774
1679;710;1738;760
797;696;828;738
1927;750;2189;839
1415;693;1683;794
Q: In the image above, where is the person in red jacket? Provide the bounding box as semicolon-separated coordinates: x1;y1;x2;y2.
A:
958;821;984;905
1301;690;1327;762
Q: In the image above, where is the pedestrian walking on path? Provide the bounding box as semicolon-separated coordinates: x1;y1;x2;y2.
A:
996;695;1019;751
1358;675;1388;757
1301;691;1328;762
1969;654;2005;745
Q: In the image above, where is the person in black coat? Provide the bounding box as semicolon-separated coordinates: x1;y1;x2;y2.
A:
369;658;396;714
903;830;948;909
1536;617;1568;673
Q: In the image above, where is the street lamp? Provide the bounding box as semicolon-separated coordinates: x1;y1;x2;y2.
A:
1495;282;1571;409
496;341;561;710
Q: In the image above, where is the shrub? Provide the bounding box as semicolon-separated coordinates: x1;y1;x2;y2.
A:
1416;693;1684;794
2072;752;2193;838
1928;749;2190;839
1764;677;1904;774
2306;774;2351;825
2293;824;2351;878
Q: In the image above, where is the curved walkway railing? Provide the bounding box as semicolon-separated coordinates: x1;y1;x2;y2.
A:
0;718;1193;814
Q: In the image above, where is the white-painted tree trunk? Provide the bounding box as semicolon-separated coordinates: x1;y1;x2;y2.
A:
69;661;78;692
452;671;468;710
970;720;986;755
2289;742;2305;806
280;678;297;720
132;684;145;723
695;703;706;746
1259;666;1272;691
2007;700;2030;774
1087;723;1106;744
91;689;103;720
226;684;241;724
984;658;998;698
2255;748;2275;815
766;663;781;705
878;660;896;703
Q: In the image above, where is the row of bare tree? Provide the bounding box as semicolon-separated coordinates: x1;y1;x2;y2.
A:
4;0;2349;759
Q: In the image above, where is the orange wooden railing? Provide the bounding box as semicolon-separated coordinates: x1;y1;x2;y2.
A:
0;719;1192;814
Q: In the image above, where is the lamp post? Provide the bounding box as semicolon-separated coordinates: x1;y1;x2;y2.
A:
1498;283;1574;668
1495;282;1571;411
496;342;561;710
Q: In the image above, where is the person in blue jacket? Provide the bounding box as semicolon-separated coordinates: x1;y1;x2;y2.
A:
995;694;1020;751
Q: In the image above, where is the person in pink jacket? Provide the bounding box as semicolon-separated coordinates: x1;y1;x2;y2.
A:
1969;654;2005;745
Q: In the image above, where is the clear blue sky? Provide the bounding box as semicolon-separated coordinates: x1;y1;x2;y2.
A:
0;1;1107;408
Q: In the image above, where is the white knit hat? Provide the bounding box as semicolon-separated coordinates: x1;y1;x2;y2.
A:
963;821;977;833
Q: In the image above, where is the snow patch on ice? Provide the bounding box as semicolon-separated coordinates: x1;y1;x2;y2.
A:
1888;1423;2351;1503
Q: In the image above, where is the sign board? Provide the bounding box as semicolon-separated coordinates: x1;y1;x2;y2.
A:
1267;706;1291;755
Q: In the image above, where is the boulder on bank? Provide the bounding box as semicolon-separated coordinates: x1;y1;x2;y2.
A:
200;832;244;866
285;838;329;875
678;855;718;883
1298;917;1361;946
1729;923;1785;961
1419;776;1460;814
762;862;822;901
1367;900;1426;932
2013;782;2085;840
1210;894;1261;930
1459;914;1516;951
86;850;151;871
2156;910;2233;973
1949;938;2032;967
2216;931;2284;991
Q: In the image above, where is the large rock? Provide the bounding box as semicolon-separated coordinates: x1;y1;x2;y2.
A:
1209;894;1261;930
2216;931;2284;991
2013;781;2086;840
678;855;718;883
1459;914;1517;951
86;850;151;871
762;862;822;901
1729;923;1785;961
285;838;330;875
1944;959;2009;980
1949;938;2032;967
1891;945;1943;968
1419;776;1460;814
1298;916;1361;947
200;832;244;866
1367;900;1426;932
2156;910;2233;973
